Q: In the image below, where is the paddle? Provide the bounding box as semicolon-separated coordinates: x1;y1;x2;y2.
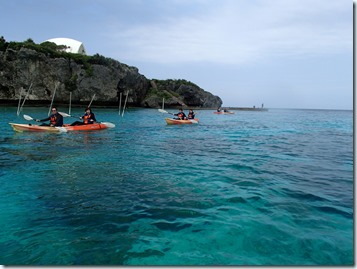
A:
23;115;67;133
58;112;79;118
59;111;93;119
23;114;35;121
158;109;174;115
158;108;198;116
101;122;116;128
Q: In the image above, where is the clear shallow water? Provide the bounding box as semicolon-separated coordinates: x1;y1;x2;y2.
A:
0;106;353;265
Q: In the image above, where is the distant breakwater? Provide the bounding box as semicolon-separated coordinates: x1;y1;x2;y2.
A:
226;107;269;111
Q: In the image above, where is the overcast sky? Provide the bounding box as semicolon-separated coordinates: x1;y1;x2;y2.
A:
0;0;353;109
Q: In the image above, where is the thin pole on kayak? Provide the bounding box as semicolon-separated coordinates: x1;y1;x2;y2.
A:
48;82;58;116
19;83;32;115
122;91;129;117
118;92;122;115
69;91;72;115
17;87;23;116
88;93;96;108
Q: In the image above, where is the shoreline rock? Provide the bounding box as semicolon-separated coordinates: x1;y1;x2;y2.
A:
0;44;222;109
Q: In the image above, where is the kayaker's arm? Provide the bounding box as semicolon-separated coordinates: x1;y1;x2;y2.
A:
91;113;97;123
36;116;51;122
85;113;97;123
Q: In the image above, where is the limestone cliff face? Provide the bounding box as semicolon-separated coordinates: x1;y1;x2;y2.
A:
142;79;222;108
0;48;149;106
0;47;222;108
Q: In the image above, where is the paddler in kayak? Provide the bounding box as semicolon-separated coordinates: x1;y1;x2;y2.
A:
174;108;187;120
70;107;97;126
187;109;195;120
36;106;64;127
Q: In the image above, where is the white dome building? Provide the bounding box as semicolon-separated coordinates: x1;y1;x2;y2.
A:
45;38;87;55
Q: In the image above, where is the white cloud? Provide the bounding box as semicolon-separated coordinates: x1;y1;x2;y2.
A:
105;0;351;65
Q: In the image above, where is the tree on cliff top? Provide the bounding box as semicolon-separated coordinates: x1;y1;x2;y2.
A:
0;37;114;66
0;36;8;51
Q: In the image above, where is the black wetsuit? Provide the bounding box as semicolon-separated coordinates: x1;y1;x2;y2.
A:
39;113;63;126
174;112;187;120
70;112;97;126
188;112;195;119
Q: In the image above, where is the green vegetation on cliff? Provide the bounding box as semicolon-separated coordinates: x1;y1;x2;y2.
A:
0;36;117;70
154;79;199;91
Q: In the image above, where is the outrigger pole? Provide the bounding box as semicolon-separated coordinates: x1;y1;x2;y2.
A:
18;83;33;116
69;91;72;115
88;93;96;108
16;87;23;116
48;82;59;116
122;91;129;117
118;92;122;115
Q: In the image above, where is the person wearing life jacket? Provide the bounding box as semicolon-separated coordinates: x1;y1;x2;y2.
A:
70;107;97;126
36;106;64;127
174;108;187;120
187;109;195;119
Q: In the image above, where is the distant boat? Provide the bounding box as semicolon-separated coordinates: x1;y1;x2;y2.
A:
214;111;235;114
224;107;268;112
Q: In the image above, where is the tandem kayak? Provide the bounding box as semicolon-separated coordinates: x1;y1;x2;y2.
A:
9;122;114;133
213;111;235;114
165;118;199;125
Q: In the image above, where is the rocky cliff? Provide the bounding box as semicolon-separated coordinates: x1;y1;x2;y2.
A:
0;41;222;108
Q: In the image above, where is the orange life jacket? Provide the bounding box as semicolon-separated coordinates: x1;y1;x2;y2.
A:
50;115;57;125
83;114;92;124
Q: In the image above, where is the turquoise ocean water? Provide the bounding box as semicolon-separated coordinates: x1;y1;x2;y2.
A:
0;106;353;265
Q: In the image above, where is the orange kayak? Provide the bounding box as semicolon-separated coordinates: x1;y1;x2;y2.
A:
9;123;111;133
62;123;109;131
165;118;199;125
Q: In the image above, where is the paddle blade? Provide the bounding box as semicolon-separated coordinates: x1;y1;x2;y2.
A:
101;122;116;128
23;114;33;121
55;127;68;133
158;109;174;115
158;109;168;114
58;112;71;117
